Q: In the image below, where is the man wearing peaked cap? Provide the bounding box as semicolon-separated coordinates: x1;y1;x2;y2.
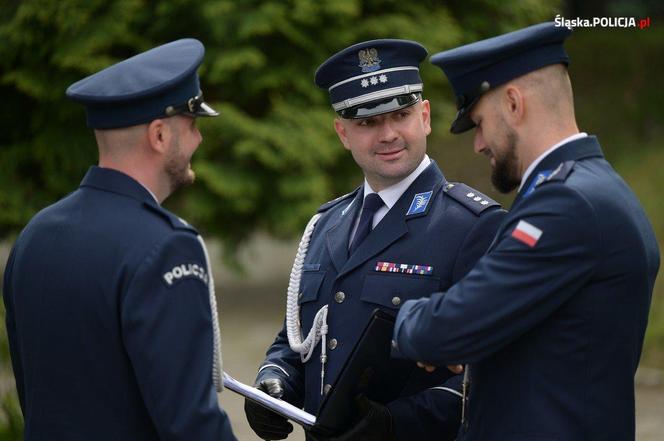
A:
393;22;660;441
3;39;237;441
245;39;506;441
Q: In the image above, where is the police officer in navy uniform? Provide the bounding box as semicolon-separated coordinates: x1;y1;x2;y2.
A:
244;39;505;441
392;22;660;441
3;39;237;441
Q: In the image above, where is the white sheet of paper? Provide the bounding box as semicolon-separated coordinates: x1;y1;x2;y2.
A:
222;371;317;427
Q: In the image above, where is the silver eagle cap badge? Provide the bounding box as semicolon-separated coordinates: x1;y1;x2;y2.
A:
358;48;381;73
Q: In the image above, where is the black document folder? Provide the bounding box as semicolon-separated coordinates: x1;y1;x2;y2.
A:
228;309;454;435
310;309;416;435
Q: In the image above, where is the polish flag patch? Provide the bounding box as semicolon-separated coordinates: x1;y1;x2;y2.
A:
511;220;543;248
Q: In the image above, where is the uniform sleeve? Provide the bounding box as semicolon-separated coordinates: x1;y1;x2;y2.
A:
2;244;25;411
256;319;306;407
121;232;236;441
387;207;505;441
394;185;600;365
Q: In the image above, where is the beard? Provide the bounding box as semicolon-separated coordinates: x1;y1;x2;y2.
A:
165;133;195;194
490;127;521;194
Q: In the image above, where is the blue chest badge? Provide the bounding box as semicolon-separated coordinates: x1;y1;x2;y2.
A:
406;191;432;216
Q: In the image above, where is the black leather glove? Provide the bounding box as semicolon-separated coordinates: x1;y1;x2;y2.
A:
308;395;394;441
244;378;294;440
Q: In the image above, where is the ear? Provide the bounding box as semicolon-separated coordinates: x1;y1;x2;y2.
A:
420;99;432;136
334;118;352;151
502;85;525;126
146;118;171;154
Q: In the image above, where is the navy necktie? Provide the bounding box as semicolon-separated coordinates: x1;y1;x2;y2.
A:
349;193;384;255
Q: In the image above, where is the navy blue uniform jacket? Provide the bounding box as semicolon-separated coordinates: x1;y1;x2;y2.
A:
3;167;236;441
257;161;505;441
394;137;660;441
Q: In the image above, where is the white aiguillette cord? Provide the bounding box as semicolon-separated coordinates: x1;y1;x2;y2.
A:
285;213;330;395
197;235;224;393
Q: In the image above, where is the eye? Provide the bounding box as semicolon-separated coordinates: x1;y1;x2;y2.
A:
357;118;376;127
391;110;411;121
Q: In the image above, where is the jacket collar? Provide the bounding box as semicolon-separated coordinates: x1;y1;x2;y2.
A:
325;160;446;276
80;166;159;207
513;135;604;207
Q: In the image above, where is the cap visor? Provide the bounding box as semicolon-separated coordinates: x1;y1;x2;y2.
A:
339;94;420;119
195;101;219;117
450;111;476;134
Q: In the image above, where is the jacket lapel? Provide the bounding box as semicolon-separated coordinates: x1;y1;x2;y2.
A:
325;190;363;273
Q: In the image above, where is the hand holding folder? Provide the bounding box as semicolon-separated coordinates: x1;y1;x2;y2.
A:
307;395;394;441
223;373;316;427
244;378;295;439
225;310;420;436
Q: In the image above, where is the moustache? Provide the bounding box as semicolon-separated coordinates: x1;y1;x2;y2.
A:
374;142;408;154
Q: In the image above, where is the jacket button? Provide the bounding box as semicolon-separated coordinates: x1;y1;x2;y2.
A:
391;296;401;306
334;291;346;303
323;384;332;394
298;292;303;300
328;338;338;350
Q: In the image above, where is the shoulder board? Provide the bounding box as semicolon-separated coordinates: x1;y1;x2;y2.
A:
317;186;362;213
536;160;576;187
143;202;199;234
444;182;500;215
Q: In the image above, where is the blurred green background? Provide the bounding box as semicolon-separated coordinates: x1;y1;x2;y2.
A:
1;0;662;439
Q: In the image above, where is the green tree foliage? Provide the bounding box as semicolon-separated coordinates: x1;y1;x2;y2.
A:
0;0;560;252
0;303;22;440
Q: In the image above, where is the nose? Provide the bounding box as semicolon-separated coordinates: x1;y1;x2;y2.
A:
473;129;485;155
377;119;398;144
